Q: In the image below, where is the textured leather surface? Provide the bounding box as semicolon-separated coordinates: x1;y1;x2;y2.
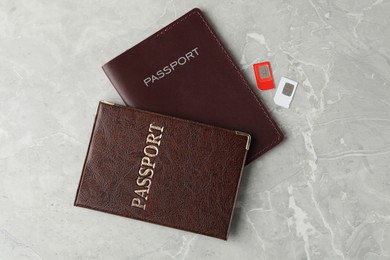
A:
74;101;249;240
102;8;283;164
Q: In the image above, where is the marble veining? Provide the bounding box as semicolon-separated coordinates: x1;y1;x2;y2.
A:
1;0;389;259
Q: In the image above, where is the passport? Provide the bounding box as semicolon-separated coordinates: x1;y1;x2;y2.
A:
74;101;250;240
102;8;283;164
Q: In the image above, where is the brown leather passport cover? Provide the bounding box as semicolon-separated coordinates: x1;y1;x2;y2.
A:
74;101;250;240
102;8;283;164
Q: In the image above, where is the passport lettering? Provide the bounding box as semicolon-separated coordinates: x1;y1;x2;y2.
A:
131;123;164;210
143;47;199;87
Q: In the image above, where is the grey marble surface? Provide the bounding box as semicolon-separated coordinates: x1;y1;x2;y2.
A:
1;0;390;259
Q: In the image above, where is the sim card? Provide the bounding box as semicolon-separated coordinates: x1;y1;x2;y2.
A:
274;77;298;108
253;61;274;90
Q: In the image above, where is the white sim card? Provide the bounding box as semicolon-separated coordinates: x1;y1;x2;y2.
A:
274;77;298;108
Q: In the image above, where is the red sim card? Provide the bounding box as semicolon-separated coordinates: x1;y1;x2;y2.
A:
253;61;274;90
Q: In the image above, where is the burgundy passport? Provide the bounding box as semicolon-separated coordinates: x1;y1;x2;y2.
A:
74;101;250;240
102;8;283;164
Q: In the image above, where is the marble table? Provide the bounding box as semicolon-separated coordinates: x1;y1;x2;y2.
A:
1;1;389;259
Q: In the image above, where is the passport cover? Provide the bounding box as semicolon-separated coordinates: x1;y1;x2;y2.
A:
74;101;250;240
102;8;283;164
